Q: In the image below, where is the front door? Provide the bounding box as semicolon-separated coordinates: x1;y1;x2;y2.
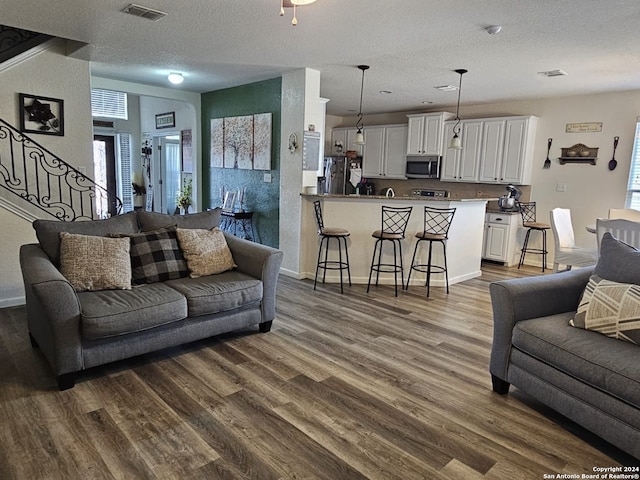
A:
92;135;118;218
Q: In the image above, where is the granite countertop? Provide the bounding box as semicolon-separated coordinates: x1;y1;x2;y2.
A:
301;193;493;202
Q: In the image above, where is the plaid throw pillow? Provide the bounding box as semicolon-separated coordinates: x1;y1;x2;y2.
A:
114;227;189;284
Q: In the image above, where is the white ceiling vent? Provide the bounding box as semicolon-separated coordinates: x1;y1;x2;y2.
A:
538;69;568;78
122;4;167;21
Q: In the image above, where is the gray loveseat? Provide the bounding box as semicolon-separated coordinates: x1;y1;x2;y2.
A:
20;209;283;390
489;233;640;460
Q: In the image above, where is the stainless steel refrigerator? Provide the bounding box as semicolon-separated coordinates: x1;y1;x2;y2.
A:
321;156;360;195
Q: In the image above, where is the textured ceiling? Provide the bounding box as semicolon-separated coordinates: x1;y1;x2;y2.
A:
3;0;640;116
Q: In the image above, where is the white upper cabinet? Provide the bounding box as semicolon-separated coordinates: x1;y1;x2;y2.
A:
330;127;363;156
441;120;483;182
406;112;454;156
442;115;538;184
362;124;407;179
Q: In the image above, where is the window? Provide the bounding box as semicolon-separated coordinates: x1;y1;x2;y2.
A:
91;89;128;120
626;120;640;209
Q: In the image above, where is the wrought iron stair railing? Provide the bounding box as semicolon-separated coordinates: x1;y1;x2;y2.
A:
0;118;122;221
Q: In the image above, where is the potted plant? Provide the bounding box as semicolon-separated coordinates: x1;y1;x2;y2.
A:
177;178;192;214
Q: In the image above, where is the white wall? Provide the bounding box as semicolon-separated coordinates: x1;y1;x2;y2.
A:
0;40;94;306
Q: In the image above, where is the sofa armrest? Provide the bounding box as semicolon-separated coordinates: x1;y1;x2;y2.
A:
489;267;593;382
224;234;284;322
20;244;83;375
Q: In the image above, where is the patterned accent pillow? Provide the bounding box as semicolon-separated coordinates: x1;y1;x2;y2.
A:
571;275;640;344
176;227;236;277
59;232;131;292
114;226;189;284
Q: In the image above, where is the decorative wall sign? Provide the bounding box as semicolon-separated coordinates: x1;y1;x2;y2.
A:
565;122;602;133
181;129;192;173
19;93;64;136
209;113;272;170
155;111;175;129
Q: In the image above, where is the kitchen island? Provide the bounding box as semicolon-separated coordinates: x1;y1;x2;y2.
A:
301;194;488;290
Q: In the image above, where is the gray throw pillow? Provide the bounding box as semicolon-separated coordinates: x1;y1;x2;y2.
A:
594;232;640;284
137;208;222;232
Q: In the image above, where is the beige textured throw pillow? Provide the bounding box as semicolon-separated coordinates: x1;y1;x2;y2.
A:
176;227;236;277
60;232;132;292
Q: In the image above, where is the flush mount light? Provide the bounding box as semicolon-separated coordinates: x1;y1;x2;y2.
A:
422;100;433;105
485;25;502;35
279;0;317;25
168;72;184;85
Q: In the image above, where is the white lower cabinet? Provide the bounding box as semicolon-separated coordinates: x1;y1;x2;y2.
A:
483;212;520;266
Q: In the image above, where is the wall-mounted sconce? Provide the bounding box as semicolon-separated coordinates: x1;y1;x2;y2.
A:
288;132;298;154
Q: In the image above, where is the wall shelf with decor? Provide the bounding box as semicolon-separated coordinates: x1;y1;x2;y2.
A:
558;143;598;165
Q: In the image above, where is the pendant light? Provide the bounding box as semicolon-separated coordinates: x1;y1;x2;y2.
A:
448;68;468;150
354;65;370;145
279;0;317;26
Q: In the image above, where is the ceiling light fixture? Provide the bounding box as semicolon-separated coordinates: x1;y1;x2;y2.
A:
279;0;317;26
167;72;184;85
354;65;370;145
448;68;468;150
485;25;502;35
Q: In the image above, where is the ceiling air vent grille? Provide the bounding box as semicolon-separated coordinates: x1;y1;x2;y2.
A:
538;69;568;78
122;4;167;21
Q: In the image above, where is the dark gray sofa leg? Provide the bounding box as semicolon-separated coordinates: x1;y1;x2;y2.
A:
57;373;76;391
491;374;510;394
259;321;273;333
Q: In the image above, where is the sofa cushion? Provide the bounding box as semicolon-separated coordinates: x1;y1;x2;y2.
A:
512;315;640;408
60;232;131;292
79;283;188;340
571;275;640;344
137;208;221;232
165;271;262;317
33;211;139;265
113;226;189;284
176;227;236;277
594;232;640;284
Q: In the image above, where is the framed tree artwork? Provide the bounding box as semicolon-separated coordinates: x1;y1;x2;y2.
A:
19;93;64;136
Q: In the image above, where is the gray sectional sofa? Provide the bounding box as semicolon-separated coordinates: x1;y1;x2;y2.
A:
20;209;283;390
490;233;640;460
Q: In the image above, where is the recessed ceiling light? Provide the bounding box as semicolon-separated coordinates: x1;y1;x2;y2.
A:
379;90;392;94
435;85;459;92
485;25;502;35
538;69;568;77
422;100;433;105
168;72;184;84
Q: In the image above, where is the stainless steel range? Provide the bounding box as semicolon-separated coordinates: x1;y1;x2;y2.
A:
411;189;449;198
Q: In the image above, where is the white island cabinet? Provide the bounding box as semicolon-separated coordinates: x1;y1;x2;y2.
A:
301;195;488;288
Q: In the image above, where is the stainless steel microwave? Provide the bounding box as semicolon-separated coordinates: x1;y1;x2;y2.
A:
405;156;440;179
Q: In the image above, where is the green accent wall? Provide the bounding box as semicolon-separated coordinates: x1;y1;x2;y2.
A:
202;78;281;248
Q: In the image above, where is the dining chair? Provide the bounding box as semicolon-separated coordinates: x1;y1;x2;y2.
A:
596;218;640;251
549;208;597;272
608;208;640;222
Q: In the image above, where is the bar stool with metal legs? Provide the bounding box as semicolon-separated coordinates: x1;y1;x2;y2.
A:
405;206;456;297
367;205;412;297
518;201;550;272
313;200;351;294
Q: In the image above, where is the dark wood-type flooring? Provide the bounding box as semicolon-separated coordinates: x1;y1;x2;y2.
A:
0;263;637;479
